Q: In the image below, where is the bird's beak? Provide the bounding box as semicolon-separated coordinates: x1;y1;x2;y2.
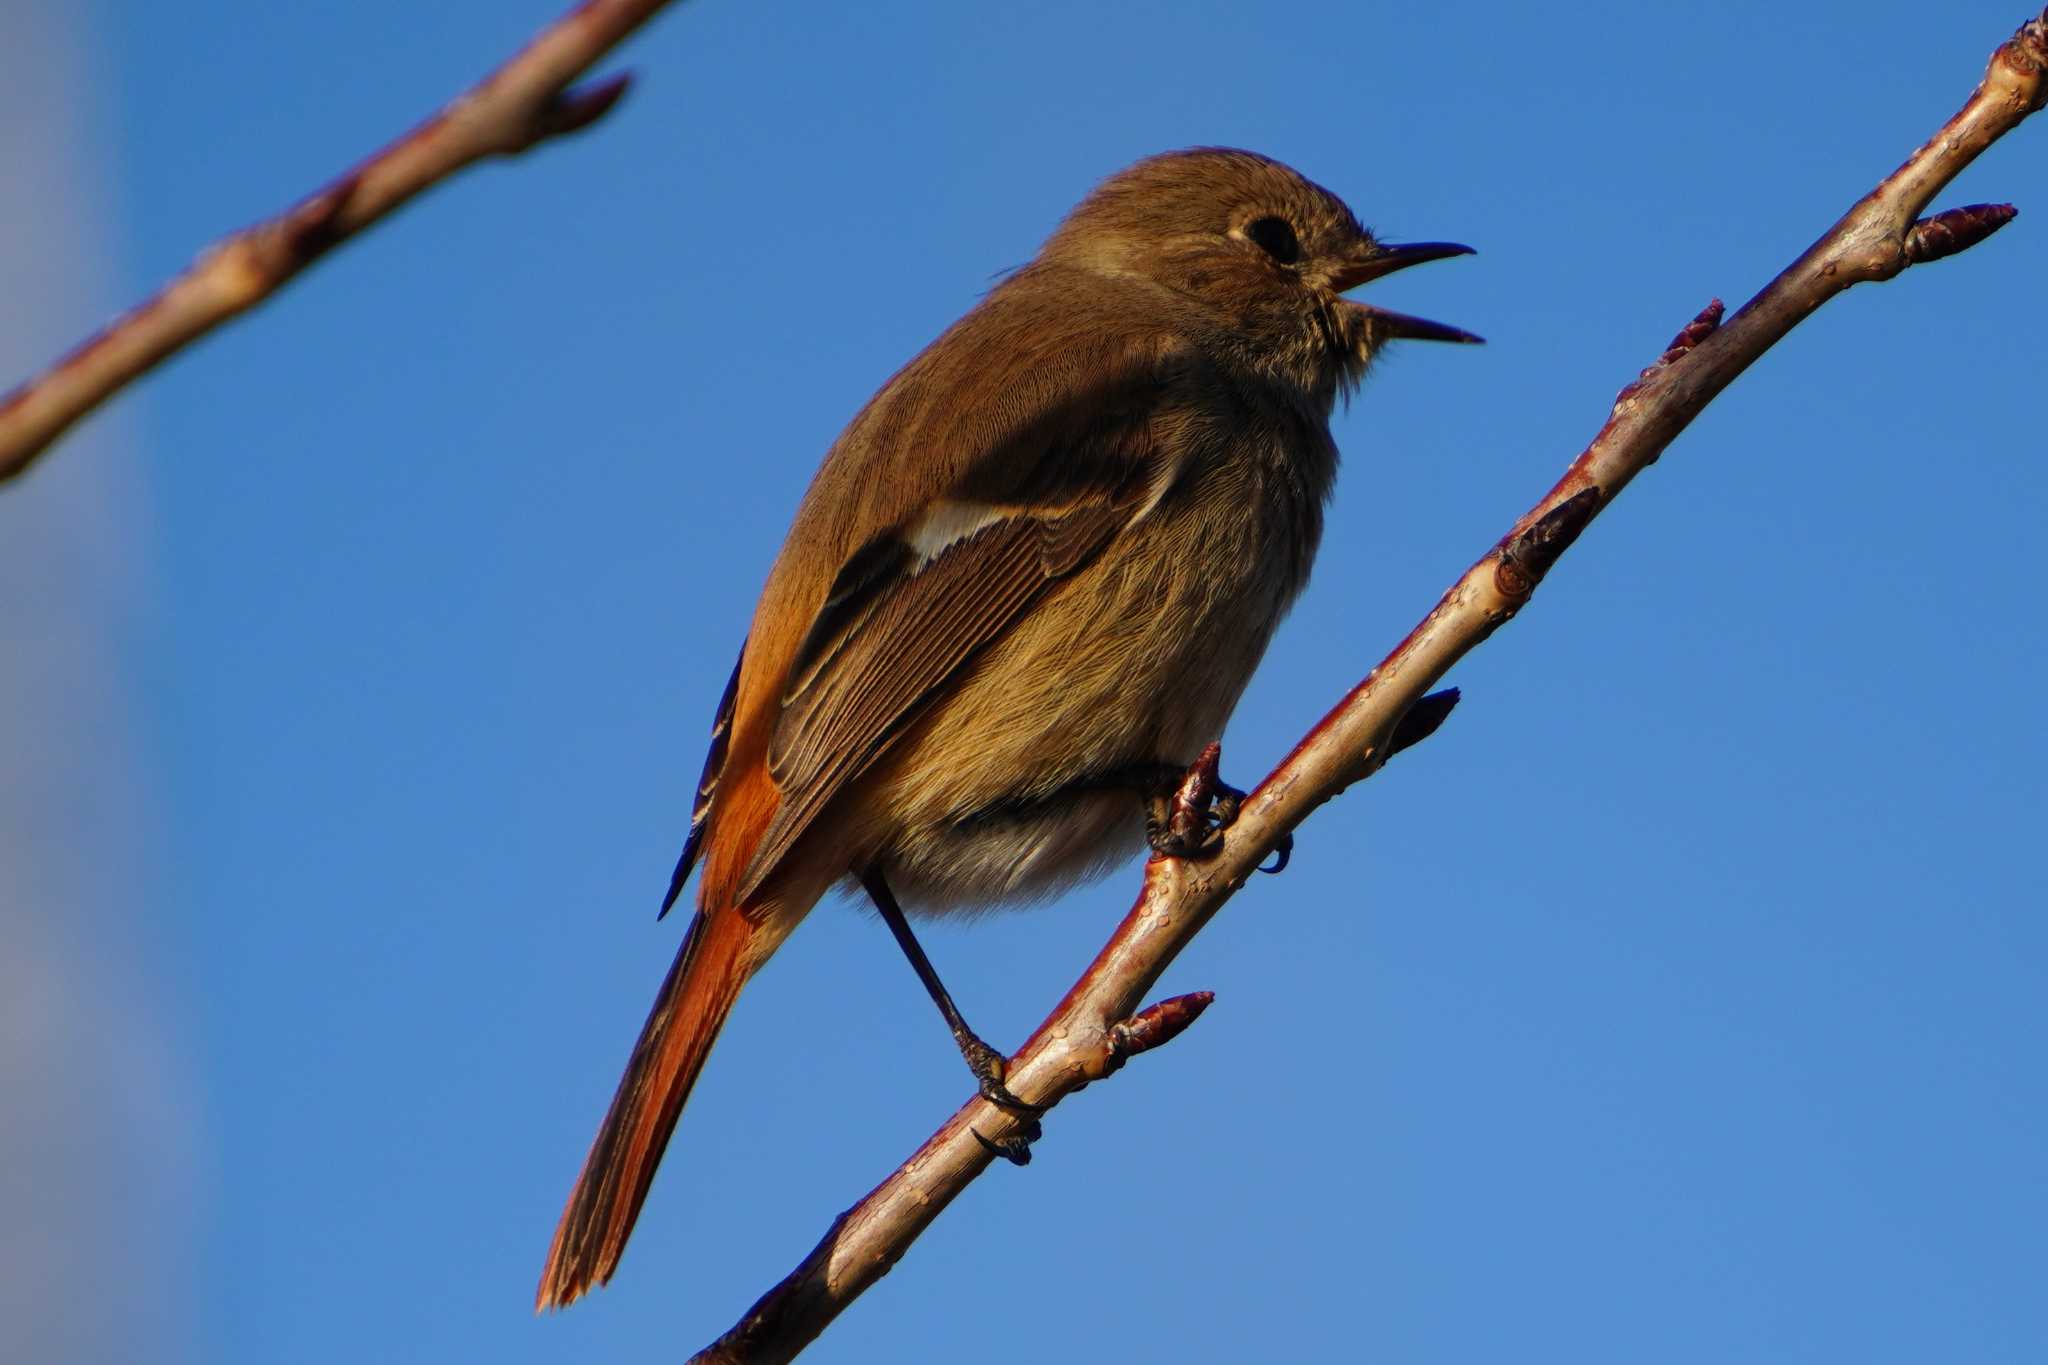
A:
1331;240;1483;345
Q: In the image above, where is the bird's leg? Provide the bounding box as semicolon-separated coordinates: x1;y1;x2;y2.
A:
858;867;1044;1159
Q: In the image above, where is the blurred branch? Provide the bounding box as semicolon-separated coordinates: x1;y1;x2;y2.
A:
692;10;2048;1362
0;0;688;486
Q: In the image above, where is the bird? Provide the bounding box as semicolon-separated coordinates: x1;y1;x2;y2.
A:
536;146;1477;1309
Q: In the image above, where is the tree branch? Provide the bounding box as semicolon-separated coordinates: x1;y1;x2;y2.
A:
0;0;688;487
691;10;2048;1362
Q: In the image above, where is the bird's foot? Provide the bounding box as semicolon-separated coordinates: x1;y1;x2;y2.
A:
1145;742;1231;857
1146;742;1290;872
957;1034;1042;1165
959;1033;1045;1118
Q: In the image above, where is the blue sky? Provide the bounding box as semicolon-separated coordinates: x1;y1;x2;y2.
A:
7;1;2043;1361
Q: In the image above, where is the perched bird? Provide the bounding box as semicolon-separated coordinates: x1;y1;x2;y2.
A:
537;147;1477;1309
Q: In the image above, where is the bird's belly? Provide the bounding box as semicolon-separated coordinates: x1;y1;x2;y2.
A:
859;496;1302;912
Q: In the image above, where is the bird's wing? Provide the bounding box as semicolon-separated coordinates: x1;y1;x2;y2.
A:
659;643;744;919
732;339;1187;902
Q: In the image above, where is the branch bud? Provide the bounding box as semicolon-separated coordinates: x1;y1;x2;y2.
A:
1905;203;2018;265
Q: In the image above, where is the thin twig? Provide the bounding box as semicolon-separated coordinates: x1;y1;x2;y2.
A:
0;0;689;486
691;10;2048;1362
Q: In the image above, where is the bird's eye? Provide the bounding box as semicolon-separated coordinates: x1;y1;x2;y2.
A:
1244;216;1301;265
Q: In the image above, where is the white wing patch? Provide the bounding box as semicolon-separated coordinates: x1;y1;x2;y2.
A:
904;500;1008;567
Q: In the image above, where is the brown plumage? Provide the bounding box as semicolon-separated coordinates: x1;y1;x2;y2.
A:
536;147;1477;1310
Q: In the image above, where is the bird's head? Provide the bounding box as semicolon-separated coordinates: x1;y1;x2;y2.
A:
1042;147;1479;400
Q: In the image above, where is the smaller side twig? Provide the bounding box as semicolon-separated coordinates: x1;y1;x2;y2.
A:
0;0;689;486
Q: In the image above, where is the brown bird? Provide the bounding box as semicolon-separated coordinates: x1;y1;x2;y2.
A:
536;147;1477;1309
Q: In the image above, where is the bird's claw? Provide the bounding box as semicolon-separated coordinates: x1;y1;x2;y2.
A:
970;1051;1043;1164
1257;831;1293;874
973;1117;1042;1166
977;1072;1046;1117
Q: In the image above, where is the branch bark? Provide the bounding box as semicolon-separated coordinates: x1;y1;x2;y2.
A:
0;0;689;487
692;11;2048;1362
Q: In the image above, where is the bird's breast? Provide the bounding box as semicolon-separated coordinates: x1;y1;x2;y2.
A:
857;414;1332;912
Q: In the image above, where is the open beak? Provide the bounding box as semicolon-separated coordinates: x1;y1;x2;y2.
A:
1332;240;1482;345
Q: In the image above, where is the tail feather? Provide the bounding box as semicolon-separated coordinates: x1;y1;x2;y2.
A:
536;906;758;1310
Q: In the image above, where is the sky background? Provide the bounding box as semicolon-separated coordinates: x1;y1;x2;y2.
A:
5;1;2044;1361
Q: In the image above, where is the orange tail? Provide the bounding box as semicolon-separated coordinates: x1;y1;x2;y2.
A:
536;905;760;1310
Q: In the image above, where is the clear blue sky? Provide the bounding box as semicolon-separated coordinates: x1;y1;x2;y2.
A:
11;1;2045;1361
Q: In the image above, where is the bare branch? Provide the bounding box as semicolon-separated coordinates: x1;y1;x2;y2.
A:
0;0;689;486
691;10;2048;1362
